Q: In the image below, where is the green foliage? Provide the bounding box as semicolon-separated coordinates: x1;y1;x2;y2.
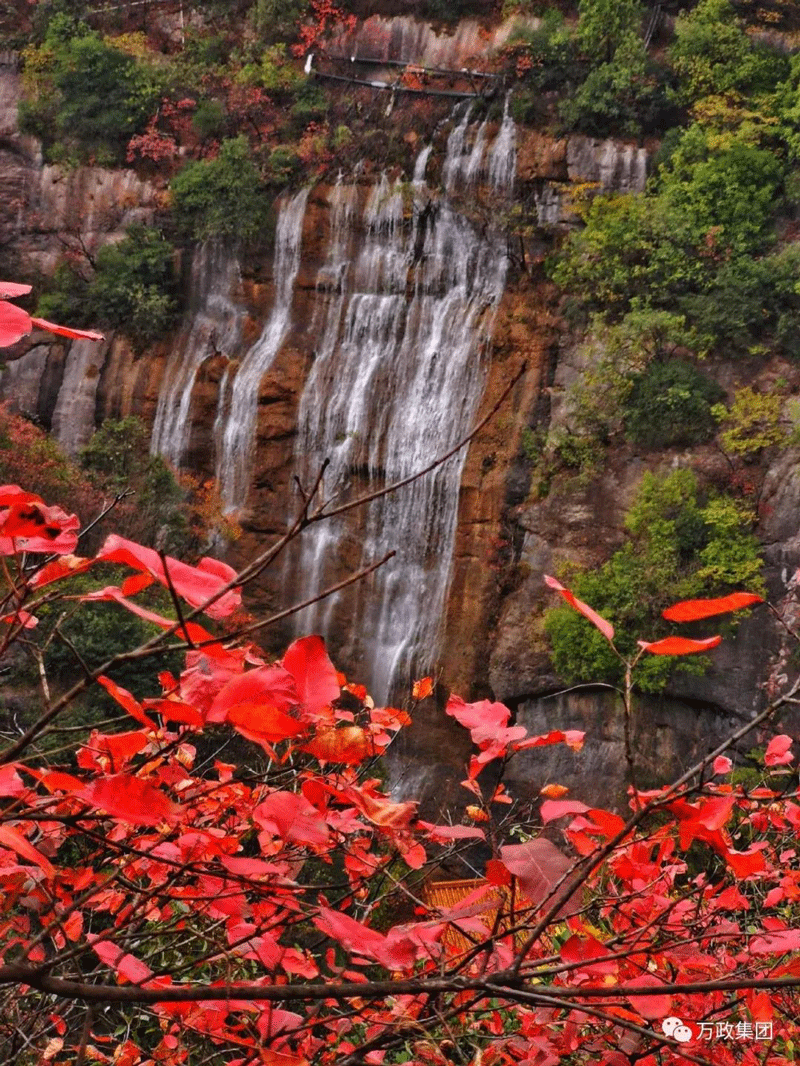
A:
249;0;305;41
560;35;669;139
564;310;703;446
20;18;159;163
37;570;182;700
289;81;328;126
712;386;785;459
80;417;189;554
658;130;784;257
191;98;227;141
35;261;91;327
170;136;268;242
677;243;800;356
545;469;763;690
506;11;574;95
669;0;789;106
553;119;787;373
624;359;724;449
37;227;177;347
575;0;643;65
239;43;306;96
89;226;178;346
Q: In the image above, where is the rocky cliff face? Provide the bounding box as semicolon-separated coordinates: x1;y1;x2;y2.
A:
1;22;793;812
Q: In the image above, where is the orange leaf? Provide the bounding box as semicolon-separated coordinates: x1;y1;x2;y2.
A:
540;783;569;799
412;676;433;700
662;592;763;622
302;726;370;764
637;635;722;656
544;575;614;641
29;316;104;342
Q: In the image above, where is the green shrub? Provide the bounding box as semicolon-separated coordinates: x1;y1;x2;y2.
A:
36;262;92;327
191;98;226;141
669;0;789;106
624;359;724;449
250;0;305;41
89;226;178;346
575;0;644;65
545;469;763;690
289;82;328;126
170;136;268;242
20;17;159;163
506;11;574;95
560;36;669;139
80;416;191;554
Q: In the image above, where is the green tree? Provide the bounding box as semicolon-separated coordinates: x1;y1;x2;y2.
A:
89;226;178;346
575;0;643;64
669;0;788;106
170;136;268;242
624;359;724;449
545;470;763;690
20;17;159;163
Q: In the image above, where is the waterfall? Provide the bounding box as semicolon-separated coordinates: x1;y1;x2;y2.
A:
151;241;244;470
50;337;105;455
289;104;517;702
216;186;310;511
489;95;517;190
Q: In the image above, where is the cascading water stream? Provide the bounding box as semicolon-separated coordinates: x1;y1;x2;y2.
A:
216;186;310;510
151;242;244;469
289;103;517;702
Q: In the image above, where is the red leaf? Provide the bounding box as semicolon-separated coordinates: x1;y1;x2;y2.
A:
82;774;179;825
637;635;722;656
227;703;306;747
765;734;794;766
445;695;510;741
750;929;800;955
0;299;32;346
282;635;340;715
713;755;732;774
206;665;298;724
499;838;576;912
142;697;203;727
412;676;433;700
544;574;614;641
625;975;672;1020
417;821;486;843
486;858;512;887
0;496;79;554
95;535;241;618
97;675;157;729
540;799;589;822
515;729;585;752
1;608;37;628
29;316;104;342
0;281;32;298
254;791;329;845
0;824;55;877
90;938;153;984
79;585;222;648
30;554;93;588
662;592;763;621
560;932;616;974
